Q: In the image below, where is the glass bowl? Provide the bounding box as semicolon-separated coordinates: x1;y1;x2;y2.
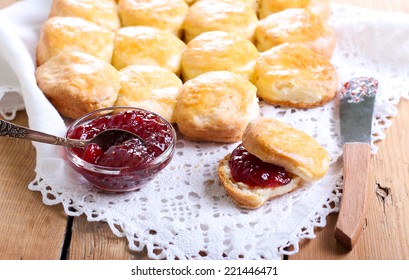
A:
64;106;176;192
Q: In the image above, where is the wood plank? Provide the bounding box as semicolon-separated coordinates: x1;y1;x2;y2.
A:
0;111;68;259
68;215;148;260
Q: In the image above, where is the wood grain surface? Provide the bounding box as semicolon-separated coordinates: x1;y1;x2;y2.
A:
0;0;408;260
0;112;67;259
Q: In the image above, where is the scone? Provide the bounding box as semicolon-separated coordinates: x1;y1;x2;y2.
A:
36;16;114;66
48;0;120;30
112;26;186;74
255;8;336;58
251;43;338;108
175;71;259;143
258;0;330;20
35;51;120;119
239;0;260;12
181;31;259;81
183;0;258;42
115;65;183;123
242;118;330;181
218;117;330;209
210;0;260;11
118;0;188;38
185;0;259;11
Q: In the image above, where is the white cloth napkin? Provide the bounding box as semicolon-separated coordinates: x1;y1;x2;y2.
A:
0;0;408;259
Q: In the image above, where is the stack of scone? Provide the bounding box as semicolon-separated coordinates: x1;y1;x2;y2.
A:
35;0;336;208
35;0;188;121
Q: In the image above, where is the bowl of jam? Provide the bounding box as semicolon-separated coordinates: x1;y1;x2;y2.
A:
65;107;176;192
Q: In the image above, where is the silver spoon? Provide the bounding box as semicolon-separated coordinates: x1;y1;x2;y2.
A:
0;119;143;151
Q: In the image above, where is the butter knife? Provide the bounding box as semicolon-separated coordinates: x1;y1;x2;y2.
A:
334;77;378;250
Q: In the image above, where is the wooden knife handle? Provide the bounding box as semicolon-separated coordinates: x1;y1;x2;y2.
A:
334;142;372;250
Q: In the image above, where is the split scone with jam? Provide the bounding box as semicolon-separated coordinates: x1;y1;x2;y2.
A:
218;117;330;209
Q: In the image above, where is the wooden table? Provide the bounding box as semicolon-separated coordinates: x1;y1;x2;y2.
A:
0;0;408;260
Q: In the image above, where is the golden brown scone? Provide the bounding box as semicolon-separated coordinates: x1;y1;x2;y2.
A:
218;154;303;209
183;0;258;43
255;8;336;58
35;51;120;119
36;17;114;66
211;0;260;11
118;0;188;37
240;0;260;12
181;31;259;81
115;65;183;123
175;71;259;143
258;0;330;20
185;0;259;10
242;117;330;182
251;43;338;108
112;26;186;74
48;0;120;30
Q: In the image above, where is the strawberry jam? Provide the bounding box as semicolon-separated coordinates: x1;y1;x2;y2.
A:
68;109;173;168
228;144;291;188
65;108;176;192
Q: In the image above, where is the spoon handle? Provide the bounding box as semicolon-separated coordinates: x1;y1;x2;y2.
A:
0;119;82;148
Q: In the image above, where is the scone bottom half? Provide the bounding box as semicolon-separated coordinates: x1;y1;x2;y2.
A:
218;117;330;209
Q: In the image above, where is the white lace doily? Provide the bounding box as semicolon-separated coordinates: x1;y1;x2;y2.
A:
1;2;408;260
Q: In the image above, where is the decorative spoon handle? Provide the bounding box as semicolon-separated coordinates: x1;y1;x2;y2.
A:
0;119;81;147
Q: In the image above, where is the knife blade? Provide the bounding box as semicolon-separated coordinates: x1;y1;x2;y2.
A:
334;77;378;250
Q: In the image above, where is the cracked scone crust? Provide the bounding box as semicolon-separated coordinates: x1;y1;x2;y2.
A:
112;26;186;74
48;0;120;31
258;0;330;20
255;8;336;58
251;43;338;108
115;65;182;123
35;51;120;119
118;0;188;37
183;0;258;42
36;16;114;66
181;31;259;81
175;71;259;143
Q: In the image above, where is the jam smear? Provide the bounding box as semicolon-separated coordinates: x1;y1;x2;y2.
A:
67;110;173;169
228;144;292;188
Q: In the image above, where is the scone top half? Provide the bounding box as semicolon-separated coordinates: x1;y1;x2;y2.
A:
242;117;330;182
